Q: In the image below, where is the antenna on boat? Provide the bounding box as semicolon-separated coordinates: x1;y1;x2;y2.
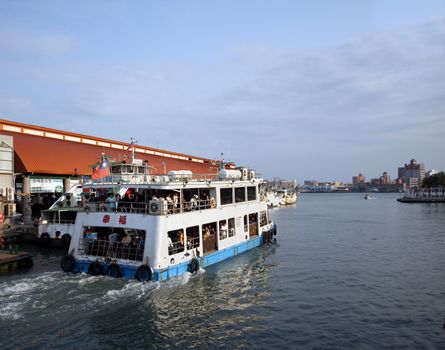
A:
128;137;138;163
220;153;224;170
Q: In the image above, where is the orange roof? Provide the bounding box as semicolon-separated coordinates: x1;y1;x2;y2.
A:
0;119;221;176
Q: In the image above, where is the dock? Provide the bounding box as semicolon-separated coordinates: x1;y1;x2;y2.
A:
397;188;445;203
0;250;33;273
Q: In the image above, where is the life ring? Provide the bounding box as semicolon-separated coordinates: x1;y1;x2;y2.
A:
188;257;200;273
88;261;104;276
107;263;123;278
61;255;75;272
210;197;216;208
135;265;152;282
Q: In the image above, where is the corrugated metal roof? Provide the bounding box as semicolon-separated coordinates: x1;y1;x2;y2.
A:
0;120;220;176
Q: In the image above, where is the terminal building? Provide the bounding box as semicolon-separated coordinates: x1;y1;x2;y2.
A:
0;119;224;226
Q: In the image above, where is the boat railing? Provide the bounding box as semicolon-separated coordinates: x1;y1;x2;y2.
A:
83;198;215;215
402;187;445;198
86;173;221;185
168;241;184;255
78;238;144;261
41;218;76;225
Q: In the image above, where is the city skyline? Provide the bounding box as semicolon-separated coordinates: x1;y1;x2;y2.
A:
1;1;445;182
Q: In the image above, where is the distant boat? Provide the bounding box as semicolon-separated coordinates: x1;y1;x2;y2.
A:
364;194;374;200
277;189;297;205
266;191;281;208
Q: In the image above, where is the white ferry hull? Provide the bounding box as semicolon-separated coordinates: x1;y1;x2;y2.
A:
69;232;273;281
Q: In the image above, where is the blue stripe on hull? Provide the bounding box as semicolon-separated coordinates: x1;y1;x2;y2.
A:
72;235;265;281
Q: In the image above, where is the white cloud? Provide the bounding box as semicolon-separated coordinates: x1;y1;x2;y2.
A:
0;26;77;57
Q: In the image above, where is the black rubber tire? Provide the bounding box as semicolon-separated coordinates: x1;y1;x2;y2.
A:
262;231;269;243
88;261;104;276
61;255;75;272
40;232;51;246
61;234;71;247
188;258;199;273
107;264;123;278
135;265;152;282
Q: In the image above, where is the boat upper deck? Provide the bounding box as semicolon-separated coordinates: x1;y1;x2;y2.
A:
42;166;266;221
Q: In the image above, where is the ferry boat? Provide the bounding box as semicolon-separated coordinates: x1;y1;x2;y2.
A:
61;154;277;282
37;183;82;247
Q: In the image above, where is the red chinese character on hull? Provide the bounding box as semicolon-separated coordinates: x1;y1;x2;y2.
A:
119;215;127;225
103;215;110;224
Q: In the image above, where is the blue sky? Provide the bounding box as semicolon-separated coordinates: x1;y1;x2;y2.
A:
1;1;444;182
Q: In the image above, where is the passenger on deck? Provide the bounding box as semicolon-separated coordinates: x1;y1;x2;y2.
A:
109;232;120;244
122;234;131;245
178;230;184;247
166;195;173;213
172;194;179;212
106;193;116;210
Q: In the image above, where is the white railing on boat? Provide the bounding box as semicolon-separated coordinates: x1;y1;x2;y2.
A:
83;198;214;215
86;173;221;185
78;238;144;261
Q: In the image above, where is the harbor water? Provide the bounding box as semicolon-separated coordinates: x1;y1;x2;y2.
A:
1;193;444;349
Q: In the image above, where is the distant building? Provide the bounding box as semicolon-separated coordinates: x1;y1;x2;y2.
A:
398;159;425;189
380;171;390;184
352;173;365;186
352;173;366;191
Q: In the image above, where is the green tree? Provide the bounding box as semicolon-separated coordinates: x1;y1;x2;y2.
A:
422;172;445;188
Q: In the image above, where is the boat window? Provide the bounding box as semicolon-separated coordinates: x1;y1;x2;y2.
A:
138;166;145;174
60;210;77;223
220;188;233;205
111;165;121;173
235;187;246;203
219;220;228;240
248;213;259;236
126;166;134;174
228;218;235;237
247;186;256;201
202;222;218;254
167;229;184;255
186;226;200;249
260;211;267;226
244;215;248;232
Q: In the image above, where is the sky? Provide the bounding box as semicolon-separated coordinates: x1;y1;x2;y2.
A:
0;0;444;182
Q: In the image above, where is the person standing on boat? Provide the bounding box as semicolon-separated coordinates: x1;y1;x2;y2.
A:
106;192;116;210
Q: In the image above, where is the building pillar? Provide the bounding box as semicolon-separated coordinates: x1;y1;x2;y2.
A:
64;177;71;193
22;175;32;226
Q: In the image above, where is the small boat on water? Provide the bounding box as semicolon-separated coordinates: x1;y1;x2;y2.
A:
60;151;277;282
364;194;374;200
277;189;297;205
37;183;82;247
266;191;281;208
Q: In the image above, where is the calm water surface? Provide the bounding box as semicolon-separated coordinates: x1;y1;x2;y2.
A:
1;193;445;349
